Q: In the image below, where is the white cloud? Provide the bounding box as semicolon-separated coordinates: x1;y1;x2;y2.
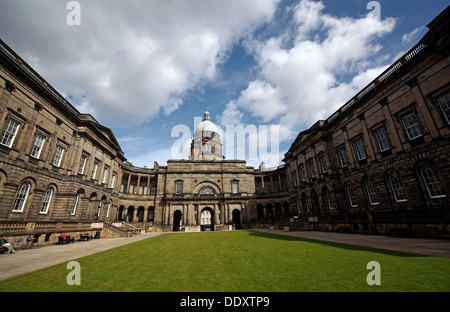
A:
0;0;280;125
217;101;244;126
402;26;426;45
225;0;397;143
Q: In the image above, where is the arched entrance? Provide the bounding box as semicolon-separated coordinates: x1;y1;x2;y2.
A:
137;206;145;222
118;205;125;221
275;203;282;219
257;204;264;219
232;209;241;229
127;206;134;222
173;210;182;231
147;206;155;222
200;207;214;231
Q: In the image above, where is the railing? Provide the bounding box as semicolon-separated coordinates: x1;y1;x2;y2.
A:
0;221;27;232
285;216;310;231
0;220;94;235
103;222;131;237
327;43;427;123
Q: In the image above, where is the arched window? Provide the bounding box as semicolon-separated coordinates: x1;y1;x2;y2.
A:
364;180;379;205
389;173;407;202
40;187;54;214
322;187;333;210
199;186;215;195
12;182;31;212
71;190;84;216
346;185;358;207
421;164;446;199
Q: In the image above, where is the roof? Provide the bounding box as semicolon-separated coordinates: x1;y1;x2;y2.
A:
195;108;219;134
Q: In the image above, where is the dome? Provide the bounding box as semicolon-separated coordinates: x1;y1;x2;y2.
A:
195;108;219;134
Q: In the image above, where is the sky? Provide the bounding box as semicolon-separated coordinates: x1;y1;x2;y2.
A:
0;0;448;168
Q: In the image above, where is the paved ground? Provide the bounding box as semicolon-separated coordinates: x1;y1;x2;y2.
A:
0;232;165;281
1;230;449;281
252;229;450;258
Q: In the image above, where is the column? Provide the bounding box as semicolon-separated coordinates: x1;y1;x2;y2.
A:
127;174;131;194
219;203;224;225
144;207;148;223
133;208;138;223
213;204;218;227
136;175;141;195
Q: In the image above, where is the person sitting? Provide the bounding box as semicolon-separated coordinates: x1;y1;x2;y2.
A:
1;236;15;254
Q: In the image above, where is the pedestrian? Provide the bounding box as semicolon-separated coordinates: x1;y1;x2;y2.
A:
1;236;15;254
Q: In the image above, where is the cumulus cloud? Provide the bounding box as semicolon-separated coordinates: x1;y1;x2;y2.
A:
225;0;397;142
0;0;280;125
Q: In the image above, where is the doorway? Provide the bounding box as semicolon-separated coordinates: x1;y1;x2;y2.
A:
173;210;182;231
232;209;241;229
200;207;214;231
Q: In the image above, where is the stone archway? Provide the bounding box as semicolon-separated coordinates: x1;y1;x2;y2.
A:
173;210;182;231
200;207;214;231
137;206;145;222
257;204;264;219
232;209;241;229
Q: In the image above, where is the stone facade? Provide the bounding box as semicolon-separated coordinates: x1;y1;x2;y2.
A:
0;7;449;248
281;7;450;236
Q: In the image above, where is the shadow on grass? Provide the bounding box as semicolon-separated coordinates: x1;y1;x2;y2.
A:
246;230;425;258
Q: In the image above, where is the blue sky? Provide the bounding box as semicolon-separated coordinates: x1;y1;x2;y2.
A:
0;0;448;168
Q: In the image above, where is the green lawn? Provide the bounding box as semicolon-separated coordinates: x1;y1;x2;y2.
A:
0;230;449;292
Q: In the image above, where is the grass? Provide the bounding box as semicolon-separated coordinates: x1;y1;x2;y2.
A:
0;230;449;292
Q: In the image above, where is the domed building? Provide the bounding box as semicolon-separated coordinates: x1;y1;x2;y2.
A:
190;108;223;161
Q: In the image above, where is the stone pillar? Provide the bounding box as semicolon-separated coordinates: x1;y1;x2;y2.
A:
127;174;131;194
136;175;141;195
133;208;138;223
144;207;148;223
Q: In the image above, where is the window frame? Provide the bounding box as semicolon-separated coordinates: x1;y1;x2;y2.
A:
374;127;391;152
420;164;446;199
102;166;109;184
91;160;99;180
12;182;31;212
389;173;408;203
354;138;367;161
437;92;450;125
231;181;239;194
78;154;88;175
307;160;316;178
40;187;54;214
346;185;358;208
175;181;183;194
401;112;423;141
0;117;21;148
71;192;80;215
30;132;46;159
337;147;348;168
52;145;65;167
319;155;328;174
364;180;380;206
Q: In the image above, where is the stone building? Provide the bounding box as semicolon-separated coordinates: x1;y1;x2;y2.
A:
0;6;449;248
281;6;450;236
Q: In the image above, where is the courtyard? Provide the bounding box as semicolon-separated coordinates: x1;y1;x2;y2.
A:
0;230;449;292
